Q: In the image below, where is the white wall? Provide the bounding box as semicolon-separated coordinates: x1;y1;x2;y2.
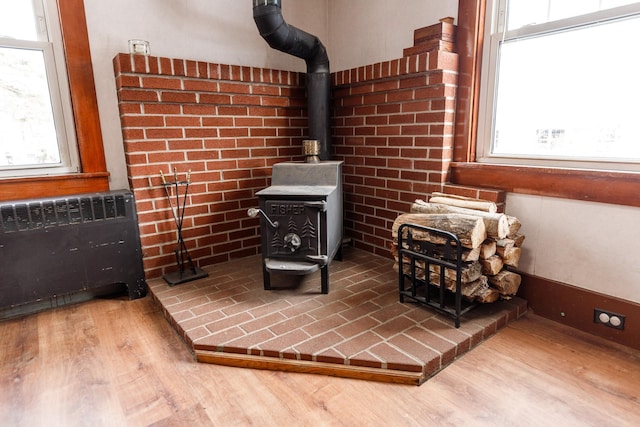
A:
328;0;458;71
505;194;640;303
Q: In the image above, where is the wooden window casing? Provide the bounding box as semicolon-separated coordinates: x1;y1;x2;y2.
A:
0;0;109;202
453;0;640;208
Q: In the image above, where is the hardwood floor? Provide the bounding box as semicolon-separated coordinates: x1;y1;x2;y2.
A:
1;295;639;426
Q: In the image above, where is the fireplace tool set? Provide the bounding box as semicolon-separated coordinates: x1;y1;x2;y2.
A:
160;168;208;286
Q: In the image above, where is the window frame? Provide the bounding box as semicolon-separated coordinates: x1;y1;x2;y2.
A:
0;0;109;202
452;0;640;208
476;0;640;172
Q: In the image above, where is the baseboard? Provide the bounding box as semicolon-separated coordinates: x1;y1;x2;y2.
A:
518;273;640;351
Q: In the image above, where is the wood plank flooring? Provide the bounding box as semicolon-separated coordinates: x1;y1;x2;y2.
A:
1;295;639;426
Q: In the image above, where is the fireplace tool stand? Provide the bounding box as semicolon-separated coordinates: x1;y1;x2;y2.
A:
160;169;208;286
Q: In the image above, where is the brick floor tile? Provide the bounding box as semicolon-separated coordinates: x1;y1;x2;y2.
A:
372;315;416;339
368;342;425;373
306;300;349;320
403;326;458;366
223;329;276;355
179;310;225;332
240;311;287;334
348;350;384;369
335;331;383;357
388;334;442;369
294;331;344;361
339;301;384;321
302;313;348;336
335;316;381;340
259;329;311;358
269;313;315;336
204;311;253;334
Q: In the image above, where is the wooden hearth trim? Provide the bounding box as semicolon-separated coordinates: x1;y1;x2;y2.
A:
195;350;426;386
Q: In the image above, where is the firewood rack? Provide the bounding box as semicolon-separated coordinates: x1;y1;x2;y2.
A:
397;223;477;328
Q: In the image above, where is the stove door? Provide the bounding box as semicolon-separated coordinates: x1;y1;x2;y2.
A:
261;199;326;263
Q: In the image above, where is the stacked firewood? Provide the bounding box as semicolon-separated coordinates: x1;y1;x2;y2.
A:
390;192;524;304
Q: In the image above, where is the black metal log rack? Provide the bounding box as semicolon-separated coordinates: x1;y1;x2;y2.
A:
397;223;477;328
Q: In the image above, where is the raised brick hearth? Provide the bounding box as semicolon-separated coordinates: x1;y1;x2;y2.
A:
149;248;527;385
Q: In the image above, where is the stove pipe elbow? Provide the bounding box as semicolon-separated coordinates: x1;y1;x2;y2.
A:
253;0;331;160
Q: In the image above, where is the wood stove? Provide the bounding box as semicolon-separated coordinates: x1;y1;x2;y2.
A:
250;160;343;294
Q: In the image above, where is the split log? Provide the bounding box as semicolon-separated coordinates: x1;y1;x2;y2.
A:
496;238;515;250
429;192;498;213
488;270;522;295
389;242;480;263
431;272;499;304
496;246;522;268
494;238;522;267
472;279;500;303
395;259;482;283
480;255;503;275
392;213;487;249
411;200;509;239
512;234;526;247
506;216;522;237
479;240;497;260
429;272;486;300
433;261;482;283
462;247;480;262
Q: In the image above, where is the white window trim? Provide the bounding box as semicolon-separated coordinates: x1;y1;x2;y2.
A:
0;0;79;178
477;0;640;172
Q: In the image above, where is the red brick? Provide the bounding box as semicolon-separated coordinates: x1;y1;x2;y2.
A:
161;91;197;104
144;103;181;115
142;76;182;90
119;89;159;103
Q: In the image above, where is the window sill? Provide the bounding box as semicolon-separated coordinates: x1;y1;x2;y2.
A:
0;172;110;202
450;162;640;208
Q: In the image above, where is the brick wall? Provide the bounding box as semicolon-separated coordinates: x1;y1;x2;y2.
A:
113;53;307;278
332;53;458;258
113;20;503;278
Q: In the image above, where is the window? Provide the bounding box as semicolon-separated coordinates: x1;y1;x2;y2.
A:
0;0;79;178
478;0;640;172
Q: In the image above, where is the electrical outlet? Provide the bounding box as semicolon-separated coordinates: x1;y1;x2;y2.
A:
594;308;625;330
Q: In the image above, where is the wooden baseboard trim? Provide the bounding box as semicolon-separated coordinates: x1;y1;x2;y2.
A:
195;350;426;386
518;273;640;351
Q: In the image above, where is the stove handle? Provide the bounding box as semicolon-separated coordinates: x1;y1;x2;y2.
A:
303;201;327;212
247;208;279;229
306;255;328;265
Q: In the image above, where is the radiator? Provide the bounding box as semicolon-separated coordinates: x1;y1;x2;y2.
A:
0;190;146;319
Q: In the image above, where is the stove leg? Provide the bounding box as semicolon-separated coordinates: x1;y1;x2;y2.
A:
321;265;329;294
263;264;271;290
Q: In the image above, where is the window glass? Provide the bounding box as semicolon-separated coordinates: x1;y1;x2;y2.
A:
0;47;60;167
0;1;39;41
493;14;640;161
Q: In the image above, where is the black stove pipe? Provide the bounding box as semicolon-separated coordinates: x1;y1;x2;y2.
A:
253;0;331;160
